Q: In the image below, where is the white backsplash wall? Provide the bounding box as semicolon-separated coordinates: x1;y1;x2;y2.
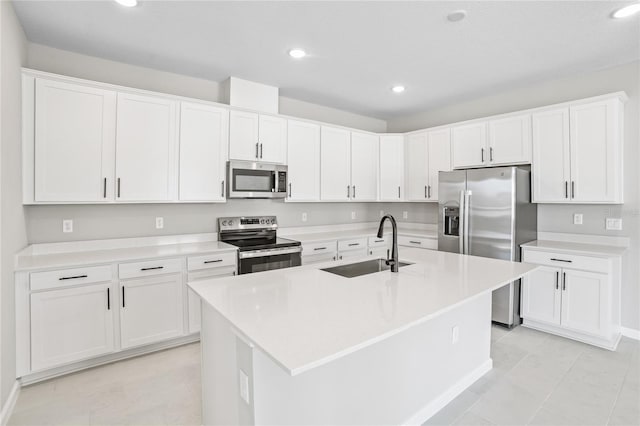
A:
25;202;438;243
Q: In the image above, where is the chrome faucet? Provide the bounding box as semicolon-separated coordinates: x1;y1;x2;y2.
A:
377;214;398;272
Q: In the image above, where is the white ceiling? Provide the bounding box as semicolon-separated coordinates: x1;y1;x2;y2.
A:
12;1;640;119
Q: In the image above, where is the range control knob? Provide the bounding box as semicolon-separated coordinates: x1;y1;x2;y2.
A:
222;220;227;226
228;220;233;226
260;219;265;224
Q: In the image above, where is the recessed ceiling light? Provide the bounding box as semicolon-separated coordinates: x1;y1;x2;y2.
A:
391;86;405;94
612;3;640;18
288;49;306;59
447;10;467;22
114;0;137;6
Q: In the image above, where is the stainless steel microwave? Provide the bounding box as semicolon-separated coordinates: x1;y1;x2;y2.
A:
227;160;288;199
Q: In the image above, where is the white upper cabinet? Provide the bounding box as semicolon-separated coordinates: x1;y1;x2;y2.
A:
320;126;351;201
178;102;229;202
379;135;405;201
532;108;571;202
115;93;178;202
569;99;622;203
451;122;487;169
488;114;531;165
34;78;116;202
258;115;287;163
287;120;321;201
229;111;286;163
426;128;451;201
350;132;379;201
406;129;451;201
532;96;624;204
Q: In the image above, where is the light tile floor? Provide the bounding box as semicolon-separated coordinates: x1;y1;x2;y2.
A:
9;326;639;425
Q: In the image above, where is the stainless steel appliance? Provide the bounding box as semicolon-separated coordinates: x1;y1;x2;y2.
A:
218;216;301;275
227;160;288;199
438;167;537;327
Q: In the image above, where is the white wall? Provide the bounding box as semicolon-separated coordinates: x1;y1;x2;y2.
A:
0;0;27;410
388;61;640;332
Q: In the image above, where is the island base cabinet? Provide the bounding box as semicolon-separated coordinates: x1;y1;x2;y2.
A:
30;283;115;372
201;293;493;425
120;274;184;349
187;266;236;334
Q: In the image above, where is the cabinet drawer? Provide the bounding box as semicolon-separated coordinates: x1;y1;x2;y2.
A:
187;252;236;272
31;265;112;291
118;258;182;280
522;249;609;273
302;241;337;257
368;236;390;248
398;235;437;250
187;267;236;283
301;252;336;266
338;238;367;252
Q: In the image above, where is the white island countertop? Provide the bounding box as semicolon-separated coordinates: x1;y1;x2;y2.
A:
189;248;537;376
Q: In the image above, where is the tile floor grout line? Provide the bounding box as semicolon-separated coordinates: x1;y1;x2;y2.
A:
523;343;588;425
604;348;634;426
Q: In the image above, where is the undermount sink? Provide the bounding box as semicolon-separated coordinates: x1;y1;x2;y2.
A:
321;258;413;278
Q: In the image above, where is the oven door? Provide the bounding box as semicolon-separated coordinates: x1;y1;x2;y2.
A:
238;247;302;275
228;161;287;199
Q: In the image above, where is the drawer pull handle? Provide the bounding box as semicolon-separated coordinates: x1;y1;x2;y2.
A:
409;241;422;245
140;266;164;271
314;247;327;251
550;258;572;263
59;275;88;281
375;239;384;243
348;243;360;247
204;260;223;264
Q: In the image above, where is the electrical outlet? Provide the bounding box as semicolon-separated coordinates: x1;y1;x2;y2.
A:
351;211;356;220
301;212;307;222
573;213;583;225
239;369;250;404
606;218;622;230
62;219;73;233
403;211;408;219
452;325;460;344
155;217;164;229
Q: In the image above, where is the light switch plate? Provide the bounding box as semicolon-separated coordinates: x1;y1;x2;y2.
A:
351;211;356;220
573;214;583;225
301;212;307;222
606;218;622;230
403;211;408;219
155;217;164;229
62;219;73;233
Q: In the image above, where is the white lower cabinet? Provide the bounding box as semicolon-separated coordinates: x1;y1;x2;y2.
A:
119;273;184;349
521;246;621;350
30;283;115;372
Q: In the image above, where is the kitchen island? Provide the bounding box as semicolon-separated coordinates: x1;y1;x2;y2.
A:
188;248;537;425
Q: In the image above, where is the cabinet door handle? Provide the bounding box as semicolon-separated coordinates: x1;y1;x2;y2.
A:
255;143;259;159
339;255;343;260
571;181;575;199
565;181;568;199
425;185;427;198
555;271;559;290
550;258;572;263
107;288;111;310
288;183;292;197
103;178;107;198
260;143;263;159
221;181;225;198
398;186;401;199
204;259;223;264
58;275;88;281
140;266;164;271
122;286;126;308
117;178;121;198
352;185;356;199
481;148;485;162
347;185;350;198
490;147;494;162
428;185;431;198
562;272;566;291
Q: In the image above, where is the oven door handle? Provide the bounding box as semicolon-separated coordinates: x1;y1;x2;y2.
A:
238;246;302;259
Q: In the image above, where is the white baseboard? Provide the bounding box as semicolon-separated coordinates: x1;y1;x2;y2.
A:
621;327;640;341
0;380;20;426
403;359;493;425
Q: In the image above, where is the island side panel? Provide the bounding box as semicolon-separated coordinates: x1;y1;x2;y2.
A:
251;292;492;425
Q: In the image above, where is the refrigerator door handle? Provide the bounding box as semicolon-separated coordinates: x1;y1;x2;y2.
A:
464;190;471;255
459;190;465;254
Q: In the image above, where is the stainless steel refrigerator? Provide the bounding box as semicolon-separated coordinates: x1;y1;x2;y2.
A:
438;166;537;327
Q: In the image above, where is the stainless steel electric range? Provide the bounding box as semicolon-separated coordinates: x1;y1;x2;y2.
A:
218;216;302;275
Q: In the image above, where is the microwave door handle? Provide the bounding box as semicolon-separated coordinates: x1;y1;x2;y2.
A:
272;172;277;193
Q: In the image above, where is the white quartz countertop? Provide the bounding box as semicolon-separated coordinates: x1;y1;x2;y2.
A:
15;240;237;271
189;248;537;376
521;240;627;257
280;225;436;244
